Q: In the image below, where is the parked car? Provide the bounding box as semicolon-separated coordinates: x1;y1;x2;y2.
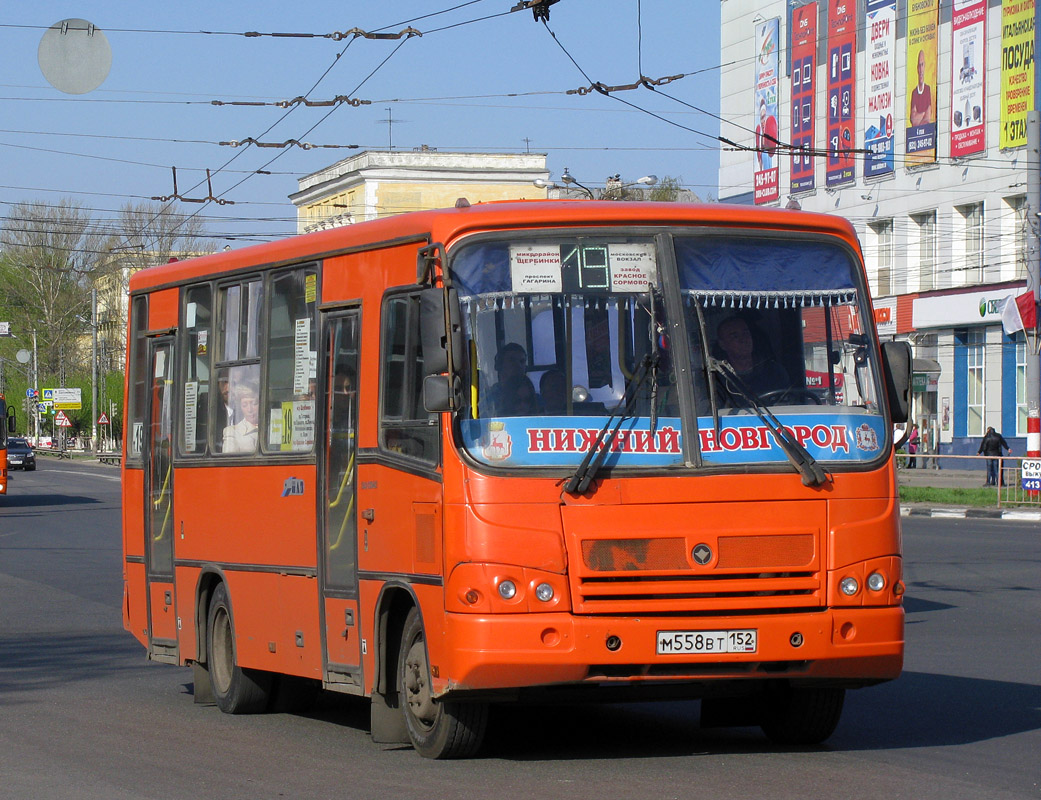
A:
6;437;36;471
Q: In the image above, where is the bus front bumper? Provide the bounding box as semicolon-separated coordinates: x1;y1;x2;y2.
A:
436;606;903;697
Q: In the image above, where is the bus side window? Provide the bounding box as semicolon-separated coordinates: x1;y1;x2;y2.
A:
264;266;318;454
180;285;212;455
126;295;149;463
215;278;263;454
380;293;439;463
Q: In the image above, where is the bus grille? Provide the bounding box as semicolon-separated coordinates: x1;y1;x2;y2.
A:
567;527;823;615
562;501;826;615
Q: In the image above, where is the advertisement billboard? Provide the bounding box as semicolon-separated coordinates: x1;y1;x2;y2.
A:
826;0;857;187
951;0;987;157
864;0;896;177
790;2;818;193
754;18;781;204
999;0;1035;148
905;0;939;164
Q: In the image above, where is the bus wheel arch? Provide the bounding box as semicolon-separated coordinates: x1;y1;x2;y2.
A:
205;580;272;714
397;606;488;758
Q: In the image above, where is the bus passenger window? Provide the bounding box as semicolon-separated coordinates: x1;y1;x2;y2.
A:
222;365;260;454
215;278;263;454
263;267;318;454
126;295;149;462
180;285;212;455
380;293;439;463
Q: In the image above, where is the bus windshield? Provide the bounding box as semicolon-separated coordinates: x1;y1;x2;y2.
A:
449;230;887;472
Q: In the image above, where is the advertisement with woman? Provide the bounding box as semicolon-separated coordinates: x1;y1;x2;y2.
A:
753;17;780;204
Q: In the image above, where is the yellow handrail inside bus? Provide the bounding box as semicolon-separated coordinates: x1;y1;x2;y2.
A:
152;456;173;542
329;451;355;509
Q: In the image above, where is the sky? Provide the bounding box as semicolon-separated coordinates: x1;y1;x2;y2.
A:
0;1;724;248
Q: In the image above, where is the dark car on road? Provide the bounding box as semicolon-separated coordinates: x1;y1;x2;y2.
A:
6;437;36;471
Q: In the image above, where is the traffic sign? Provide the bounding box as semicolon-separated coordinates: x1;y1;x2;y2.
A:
26;388;38;399
1022;459;1041;491
98;413;109;425
55;410;72;428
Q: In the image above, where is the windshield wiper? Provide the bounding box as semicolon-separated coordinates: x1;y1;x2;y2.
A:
564;354;655;496
710;358;829;488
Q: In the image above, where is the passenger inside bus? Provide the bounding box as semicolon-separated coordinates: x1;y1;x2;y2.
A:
222;379;260;454
485;342;528;415
539;368;567;414
713;314;789;403
216;369;235;430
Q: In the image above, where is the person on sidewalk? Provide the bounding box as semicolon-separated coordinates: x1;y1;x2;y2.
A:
978;426;1011;486
907;424;920;469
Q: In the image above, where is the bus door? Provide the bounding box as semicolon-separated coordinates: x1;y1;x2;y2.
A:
318;311;363;689
144;336;177;662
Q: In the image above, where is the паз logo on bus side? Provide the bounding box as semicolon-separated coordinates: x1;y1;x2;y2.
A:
282;477;305;497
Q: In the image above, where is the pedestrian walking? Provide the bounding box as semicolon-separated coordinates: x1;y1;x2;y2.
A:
977;426;1011;486
907;424;920;469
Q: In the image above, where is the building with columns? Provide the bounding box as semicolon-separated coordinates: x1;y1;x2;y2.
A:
290;149;551;234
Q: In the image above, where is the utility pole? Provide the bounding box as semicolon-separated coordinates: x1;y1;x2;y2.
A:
1026;111;1040;459
32;329;40;444
91;288;98;454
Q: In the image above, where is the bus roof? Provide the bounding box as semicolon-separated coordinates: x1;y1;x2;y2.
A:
128;200;859;293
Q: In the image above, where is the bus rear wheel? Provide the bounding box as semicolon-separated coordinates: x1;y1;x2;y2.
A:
398;608;488;759
760;685;845;745
207;582;272;714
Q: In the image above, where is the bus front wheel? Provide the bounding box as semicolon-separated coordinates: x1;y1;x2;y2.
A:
398;608;488;758
760;685;845;745
206;582;272;714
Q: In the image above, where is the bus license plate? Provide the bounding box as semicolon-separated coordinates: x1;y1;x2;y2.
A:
656;629;757;655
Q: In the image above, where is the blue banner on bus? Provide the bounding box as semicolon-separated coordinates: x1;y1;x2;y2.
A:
460;413;887;468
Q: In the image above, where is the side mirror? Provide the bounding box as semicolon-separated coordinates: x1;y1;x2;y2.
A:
423;375;464;413
6;408;15;435
419;287;464;377
881;341;911;423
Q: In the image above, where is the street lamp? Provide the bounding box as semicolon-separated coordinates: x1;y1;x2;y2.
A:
559;168;595;199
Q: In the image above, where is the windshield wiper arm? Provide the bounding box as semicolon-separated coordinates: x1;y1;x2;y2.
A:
710;358;828;488
564;354;655;496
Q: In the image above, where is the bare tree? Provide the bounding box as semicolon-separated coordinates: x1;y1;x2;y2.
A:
102;201;218;296
0;200;107;382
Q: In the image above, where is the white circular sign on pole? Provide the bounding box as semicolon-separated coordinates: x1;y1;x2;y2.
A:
16;349;31;364
38;18;112;95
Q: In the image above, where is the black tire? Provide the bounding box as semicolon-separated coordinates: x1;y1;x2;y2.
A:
398;607;488;758
760;685;845;745
206;582;272;714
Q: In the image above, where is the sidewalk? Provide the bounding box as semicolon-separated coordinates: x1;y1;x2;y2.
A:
896;464;1041;521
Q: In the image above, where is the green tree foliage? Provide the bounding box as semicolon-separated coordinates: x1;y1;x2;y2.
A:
1;199;212;445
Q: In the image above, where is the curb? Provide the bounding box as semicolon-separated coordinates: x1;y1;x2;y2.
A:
900;505;1041;521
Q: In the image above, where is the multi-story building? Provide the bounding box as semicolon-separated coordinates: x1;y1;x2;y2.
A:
719;0;1036;459
290;149;551;233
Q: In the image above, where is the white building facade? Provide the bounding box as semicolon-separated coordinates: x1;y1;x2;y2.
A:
719;0;1036;460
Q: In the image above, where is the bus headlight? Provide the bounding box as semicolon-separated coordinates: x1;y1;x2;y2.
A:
840;577;860;596
497;580;517;600
535;582;555;602
866;571;886;592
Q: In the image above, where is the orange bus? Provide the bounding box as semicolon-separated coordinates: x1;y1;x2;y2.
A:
0;395;17;495
0;394;9;495
122;201;911;757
